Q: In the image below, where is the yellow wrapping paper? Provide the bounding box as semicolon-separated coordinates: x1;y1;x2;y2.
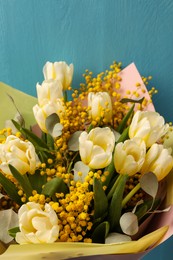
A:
0;82;37;129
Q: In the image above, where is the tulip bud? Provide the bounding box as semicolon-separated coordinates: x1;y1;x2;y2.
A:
79;127;115;169
16;202;59;244
36;79;63;107
0;135;40;175
141;143;173;181
88;92;112;122
129;111;169;148
114;138;146;176
43;61;74;90
33;99;64;133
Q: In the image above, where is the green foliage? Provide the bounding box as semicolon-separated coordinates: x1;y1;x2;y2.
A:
108;174;129;231
91;221;110;243
12;120;54;162
9;165;33;198
116;104;135;133
42;177;69;198
0;172;22;205
93;178;108;220
8;227;20;238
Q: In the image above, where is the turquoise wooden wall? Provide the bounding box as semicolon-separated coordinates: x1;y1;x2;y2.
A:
0;0;173;259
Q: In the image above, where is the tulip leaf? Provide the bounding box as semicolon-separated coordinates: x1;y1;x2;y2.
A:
12;120;55;162
27;170;47;193
12;120;50;150
41;132;55;150
45;113;63;138
9;165;33;198
102;158;115;188
0;172;22;205
117;104;135;133
108;174;128;231
6;93;25;127
91;221;110;243
93;178;108;220
8;227;20;238
116;126;129;143
140;172;158;199
68;131;83;151
42;177;68;197
120;97;145;104
120;212;139;236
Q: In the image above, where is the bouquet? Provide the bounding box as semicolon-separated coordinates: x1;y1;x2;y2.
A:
0;61;173;259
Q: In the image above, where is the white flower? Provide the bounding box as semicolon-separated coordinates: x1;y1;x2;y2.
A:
129;111;169;147
36;79;63;107
79;127;115;169
33;99;64;133
141;143;173;181
43;61;74;90
114;138;146;176
15;202;59;244
0;135;40;175
88;92;112;122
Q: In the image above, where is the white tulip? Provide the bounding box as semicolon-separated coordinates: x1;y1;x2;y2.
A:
129;111;169;147
15;202;59;244
88;92;112;122
33;99;64;133
79;127;115;169
36;79;63;107
141;143;173;181
114;138;146;176
0;135;40;175
43;61;74;90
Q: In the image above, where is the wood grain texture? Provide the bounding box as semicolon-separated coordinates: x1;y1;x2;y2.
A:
0;1;173;258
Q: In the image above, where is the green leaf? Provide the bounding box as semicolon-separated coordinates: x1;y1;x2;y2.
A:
108;174;128;231
12;120;54;162
0;172;22;205
93;178;108;220
42;177;68;197
8;227;20;238
27;170;47;193
102;158;115;188
12;120;49;150
91;221;110;243
120;97;145;104
116;126;129;143
6;94;25;127
46;134;55;150
9;165;33;198
116;104;135;133
107;174;121;200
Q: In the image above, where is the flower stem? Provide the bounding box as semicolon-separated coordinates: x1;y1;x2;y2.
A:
107;174;122;200
64;90;68;102
122;182;141;208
